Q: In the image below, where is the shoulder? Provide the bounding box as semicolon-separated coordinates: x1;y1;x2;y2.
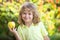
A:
17;25;27;31
17;25;24;34
17;25;21;31
37;22;46;29
38;22;44;26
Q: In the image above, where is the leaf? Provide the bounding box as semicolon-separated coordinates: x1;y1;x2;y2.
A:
0;0;2;3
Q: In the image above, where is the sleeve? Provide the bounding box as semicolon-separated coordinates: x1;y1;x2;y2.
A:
17;26;24;40
39;22;48;36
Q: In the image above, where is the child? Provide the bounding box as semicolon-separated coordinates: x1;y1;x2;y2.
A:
8;2;50;40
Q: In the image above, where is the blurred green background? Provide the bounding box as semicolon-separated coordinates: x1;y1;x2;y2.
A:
0;0;60;40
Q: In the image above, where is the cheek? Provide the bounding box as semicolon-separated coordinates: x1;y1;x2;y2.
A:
21;15;25;20
30;15;33;19
21;14;25;18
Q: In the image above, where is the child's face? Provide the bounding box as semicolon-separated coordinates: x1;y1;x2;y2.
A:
21;8;33;23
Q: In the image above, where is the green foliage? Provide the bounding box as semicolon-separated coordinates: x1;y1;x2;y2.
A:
0;2;19;40
50;33;60;40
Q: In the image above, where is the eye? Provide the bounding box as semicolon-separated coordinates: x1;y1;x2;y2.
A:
23;13;26;14
29;13;32;15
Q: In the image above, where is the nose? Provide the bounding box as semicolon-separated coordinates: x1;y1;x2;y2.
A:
25;14;29;18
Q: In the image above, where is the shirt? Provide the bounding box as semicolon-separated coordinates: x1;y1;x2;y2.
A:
17;22;48;40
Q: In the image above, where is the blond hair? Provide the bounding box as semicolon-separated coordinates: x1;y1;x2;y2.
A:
18;2;40;26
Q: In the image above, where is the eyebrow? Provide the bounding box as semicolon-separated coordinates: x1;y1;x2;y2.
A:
24;9;32;12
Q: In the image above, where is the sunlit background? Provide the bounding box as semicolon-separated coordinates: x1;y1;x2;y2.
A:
0;0;60;40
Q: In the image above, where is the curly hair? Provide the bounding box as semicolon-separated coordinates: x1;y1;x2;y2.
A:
18;2;40;26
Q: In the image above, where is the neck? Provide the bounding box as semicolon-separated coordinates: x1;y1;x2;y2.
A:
25;22;32;27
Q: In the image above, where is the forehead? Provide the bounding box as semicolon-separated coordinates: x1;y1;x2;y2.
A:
23;8;33;13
